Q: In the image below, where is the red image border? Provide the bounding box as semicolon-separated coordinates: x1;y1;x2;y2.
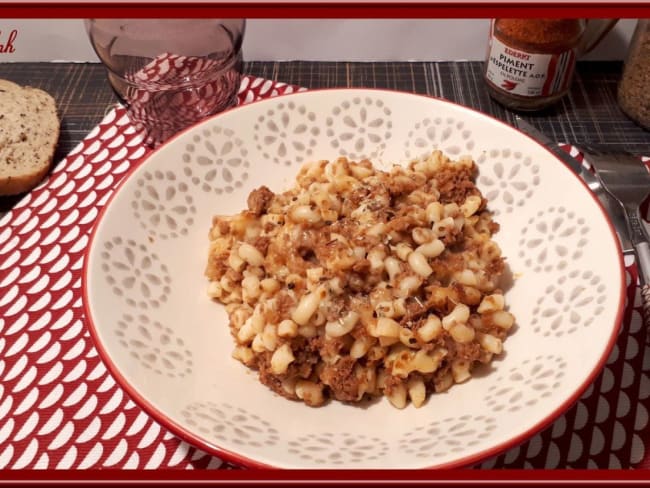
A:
2;3;650;486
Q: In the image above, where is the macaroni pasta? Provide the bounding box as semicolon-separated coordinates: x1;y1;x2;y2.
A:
205;150;514;408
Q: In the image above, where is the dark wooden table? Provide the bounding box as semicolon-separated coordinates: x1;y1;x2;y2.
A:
1;60;649;214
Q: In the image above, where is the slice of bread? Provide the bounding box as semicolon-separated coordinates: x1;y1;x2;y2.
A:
0;80;60;196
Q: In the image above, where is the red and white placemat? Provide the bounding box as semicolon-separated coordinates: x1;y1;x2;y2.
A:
0;77;301;470
0;76;649;470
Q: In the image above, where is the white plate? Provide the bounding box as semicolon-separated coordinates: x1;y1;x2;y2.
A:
83;89;625;469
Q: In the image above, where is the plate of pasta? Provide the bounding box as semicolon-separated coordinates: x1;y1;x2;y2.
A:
83;88;625;469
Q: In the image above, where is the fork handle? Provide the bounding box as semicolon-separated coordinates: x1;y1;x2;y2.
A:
636;241;650;329
637;241;650;287
642;284;650;331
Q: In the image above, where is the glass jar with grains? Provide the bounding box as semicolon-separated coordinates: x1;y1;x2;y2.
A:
484;19;618;111
618;19;650;130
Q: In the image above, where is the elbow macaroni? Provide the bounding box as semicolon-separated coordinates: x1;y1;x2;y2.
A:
205;150;514;409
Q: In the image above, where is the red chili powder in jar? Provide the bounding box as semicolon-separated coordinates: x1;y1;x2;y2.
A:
495;19;584;52
484;19;585;111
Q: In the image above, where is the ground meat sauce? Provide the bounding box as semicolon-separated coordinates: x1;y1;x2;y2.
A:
320;356;361;402
434;164;481;205
247;185;274;216
256;352;294;399
206;152;515;408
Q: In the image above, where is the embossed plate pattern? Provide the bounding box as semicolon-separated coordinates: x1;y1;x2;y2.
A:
83;89;625;469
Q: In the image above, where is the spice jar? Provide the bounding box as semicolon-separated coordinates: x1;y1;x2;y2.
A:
618;19;650;130
484;19;617;111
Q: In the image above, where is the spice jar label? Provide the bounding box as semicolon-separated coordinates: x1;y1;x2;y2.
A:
485;34;577;98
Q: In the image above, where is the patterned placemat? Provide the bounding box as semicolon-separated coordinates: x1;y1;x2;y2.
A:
0;76;649;470
0;77;301;470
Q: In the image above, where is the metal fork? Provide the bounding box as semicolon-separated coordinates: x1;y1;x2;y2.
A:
579;144;650;325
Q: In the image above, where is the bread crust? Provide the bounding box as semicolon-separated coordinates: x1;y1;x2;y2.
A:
0;80;60;196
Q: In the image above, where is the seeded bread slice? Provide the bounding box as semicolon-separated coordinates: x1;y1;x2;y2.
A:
0;80;60;196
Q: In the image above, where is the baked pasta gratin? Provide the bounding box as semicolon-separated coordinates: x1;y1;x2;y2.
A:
205;150;514;409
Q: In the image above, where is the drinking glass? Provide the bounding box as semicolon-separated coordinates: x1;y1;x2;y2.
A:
85;19;246;146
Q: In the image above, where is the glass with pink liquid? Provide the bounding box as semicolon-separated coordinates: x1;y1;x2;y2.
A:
85;19;245;146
